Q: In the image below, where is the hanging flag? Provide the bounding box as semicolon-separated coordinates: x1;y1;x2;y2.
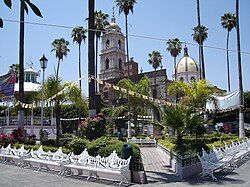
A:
0;72;16;101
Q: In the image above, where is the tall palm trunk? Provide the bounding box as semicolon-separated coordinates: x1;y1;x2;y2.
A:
154;68;156;98
56;58;61;80
55;99;60;146
174;57;178;103
78;43;82;126
125;14;130;78
236;0;245;137
88;0;96;116
125;14;131;138
18;1;25;138
174;57;177;80
226;30;231;92
95;36;99;92
200;43;205;79
196;0;204;79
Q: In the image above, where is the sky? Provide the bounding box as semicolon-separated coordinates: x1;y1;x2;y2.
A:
0;0;250;97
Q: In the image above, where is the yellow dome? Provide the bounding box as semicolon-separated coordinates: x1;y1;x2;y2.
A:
176;47;198;73
110;22;120;29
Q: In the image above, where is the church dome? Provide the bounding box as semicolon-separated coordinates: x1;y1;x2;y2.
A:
176;47;198;73
109;22;120;29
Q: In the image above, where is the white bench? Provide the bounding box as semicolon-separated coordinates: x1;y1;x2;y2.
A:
127;136;156;146
198;139;250;181
63;149;131;186
0;144;29;165
24;146;71;174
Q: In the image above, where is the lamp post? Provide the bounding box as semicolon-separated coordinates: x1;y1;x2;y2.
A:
40;54;48;132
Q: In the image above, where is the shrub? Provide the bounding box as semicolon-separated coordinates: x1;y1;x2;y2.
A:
68;138;90;155
78;113;106;140
42;139;56;147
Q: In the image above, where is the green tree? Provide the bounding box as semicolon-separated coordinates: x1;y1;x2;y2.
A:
44;76;87;145
51;38;70;79
18;0;43;138
116;0;137;78
71;26;87;92
236;0;245;137
168;79;217;110
116;77;150;133
192;25;208;79
94;10;109;91
71;26;87;125
221;12;236;92
166;38;182;80
148;50;162;98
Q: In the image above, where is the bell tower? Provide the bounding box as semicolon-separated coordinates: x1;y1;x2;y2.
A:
99;9;126;80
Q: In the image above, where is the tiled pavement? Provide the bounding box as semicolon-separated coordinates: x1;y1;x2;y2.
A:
1;151;250;187
140;147;180;183
139;147;250;187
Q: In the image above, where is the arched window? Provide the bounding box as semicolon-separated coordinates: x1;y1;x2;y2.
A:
118;40;121;49
105;59;109;69
106;39;110;49
180;77;184;82
191;76;196;82
119;59;122;69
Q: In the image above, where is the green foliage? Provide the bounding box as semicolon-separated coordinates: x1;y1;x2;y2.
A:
78;113;106;140
14;143;71;154
159;132;241;157
39;129;48;143
244;91;250;108
87;136;141;159
68;138;90;155
168;79;217;109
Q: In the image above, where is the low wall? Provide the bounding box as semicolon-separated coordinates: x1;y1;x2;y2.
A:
157;143;201;180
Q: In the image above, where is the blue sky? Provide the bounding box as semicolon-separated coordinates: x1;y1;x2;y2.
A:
0;0;249;97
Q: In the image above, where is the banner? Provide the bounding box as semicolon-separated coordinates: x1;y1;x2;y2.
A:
0;72;16;101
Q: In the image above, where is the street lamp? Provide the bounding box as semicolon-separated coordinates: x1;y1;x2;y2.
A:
40;54;48;132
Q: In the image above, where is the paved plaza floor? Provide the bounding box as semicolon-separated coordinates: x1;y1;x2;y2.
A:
0;159;250;187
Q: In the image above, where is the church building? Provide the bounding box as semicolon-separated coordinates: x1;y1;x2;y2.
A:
98;12;199;107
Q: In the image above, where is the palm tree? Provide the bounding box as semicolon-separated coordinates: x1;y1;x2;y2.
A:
116;0;137;78
51;38;70;80
71;26;87;127
236;0;245;137
166;38;182;80
117;76;151;136
71;26;87;91
168;79;217;110
44;75;63;146
192;25;208;79
18;0;42;138
221;13;236;92
88;0;96;115
195;0;202;79
94;10;109;92
148;51;162;99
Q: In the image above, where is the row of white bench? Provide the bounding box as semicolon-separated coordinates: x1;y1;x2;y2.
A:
0;144;131;186
198;138;250;181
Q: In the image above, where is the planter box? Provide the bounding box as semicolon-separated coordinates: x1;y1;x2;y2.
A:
132;170;147;184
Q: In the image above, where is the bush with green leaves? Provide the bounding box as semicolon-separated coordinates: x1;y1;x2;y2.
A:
68;138;90;155
78;113;106;140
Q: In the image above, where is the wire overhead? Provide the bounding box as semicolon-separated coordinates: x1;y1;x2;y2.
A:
2;18;250;56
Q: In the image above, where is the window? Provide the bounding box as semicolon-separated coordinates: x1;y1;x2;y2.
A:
118;40;121;49
191;76;196;82
105;59;109;69
106;39;110;49
180;77;184;82
153;89;157;98
119;59;122;69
